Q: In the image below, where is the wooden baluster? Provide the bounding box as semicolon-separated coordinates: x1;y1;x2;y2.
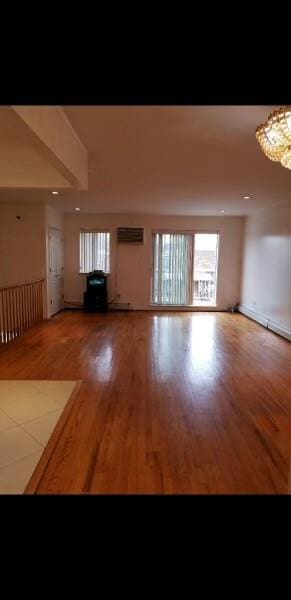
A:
20;287;23;334
0;280;44;346
21;285;25;333
35;283;38;323
3;291;7;343
12;288;16;339
24;285;27;331
41;281;43;320
28;284;31;328
26;284;29;328
10;288;14;340
0;291;1;344
36;283;39;322
16;287;20;336
7;289;11;341
5;290;8;342
37;283;40;322
14;288;17;338
0;291;3;344
32;284;35;326
34;283;37;323
40;282;42;321
8;289;11;341
2;291;5;343
24;286;27;331
17;287;21;337
32;283;35;325
31;283;34;325
31;284;34;326
18;287;21;335
40;282;43;321
11;288;14;340
21;286;24;332
36;283;39;323
2;291;4;343
34;283;37;324
7;290;10;342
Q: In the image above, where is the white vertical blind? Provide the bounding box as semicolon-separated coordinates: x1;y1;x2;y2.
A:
152;233;193;304
79;232;110;273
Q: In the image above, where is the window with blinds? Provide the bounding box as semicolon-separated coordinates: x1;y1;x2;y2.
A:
79;232;110;273
152;232;219;306
152;233;194;305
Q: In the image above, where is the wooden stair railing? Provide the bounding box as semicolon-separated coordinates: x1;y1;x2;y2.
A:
0;279;44;345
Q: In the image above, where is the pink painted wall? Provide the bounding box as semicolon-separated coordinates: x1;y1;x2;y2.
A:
64;213;244;310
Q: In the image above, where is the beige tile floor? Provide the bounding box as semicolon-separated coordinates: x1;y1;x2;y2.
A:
0;380;77;494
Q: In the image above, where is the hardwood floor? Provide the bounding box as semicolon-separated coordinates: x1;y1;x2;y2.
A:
0;309;291;494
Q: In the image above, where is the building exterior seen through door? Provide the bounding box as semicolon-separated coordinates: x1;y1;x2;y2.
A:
48;227;64;317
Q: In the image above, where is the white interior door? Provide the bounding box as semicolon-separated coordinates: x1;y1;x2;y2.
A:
48;227;64;316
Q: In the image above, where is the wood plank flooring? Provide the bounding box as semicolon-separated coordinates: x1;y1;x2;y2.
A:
0;310;291;494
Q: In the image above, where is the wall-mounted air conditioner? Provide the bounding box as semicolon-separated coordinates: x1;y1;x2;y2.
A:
117;227;144;244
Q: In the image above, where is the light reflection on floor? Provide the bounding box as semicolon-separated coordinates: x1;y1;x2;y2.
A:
152;313;220;381
189;315;215;366
90;344;113;382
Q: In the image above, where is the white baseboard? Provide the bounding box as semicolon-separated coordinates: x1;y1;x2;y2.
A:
267;321;291;341
238;304;291;342
238;305;268;327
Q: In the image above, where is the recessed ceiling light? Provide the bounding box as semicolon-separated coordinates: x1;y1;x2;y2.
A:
75;207;80;211
243;195;251;199
219;210;225;213
51;191;59;195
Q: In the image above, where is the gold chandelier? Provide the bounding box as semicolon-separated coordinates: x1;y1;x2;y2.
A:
256;106;291;170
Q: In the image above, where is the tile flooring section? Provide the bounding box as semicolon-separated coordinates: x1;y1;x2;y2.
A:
0;380;77;494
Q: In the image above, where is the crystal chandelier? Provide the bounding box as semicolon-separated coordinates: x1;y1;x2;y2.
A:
256;106;291;170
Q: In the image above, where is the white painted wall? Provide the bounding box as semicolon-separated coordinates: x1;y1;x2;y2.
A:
0;203;46;287
241;201;291;333
45;204;64;232
0;203;64;319
64;213;244;310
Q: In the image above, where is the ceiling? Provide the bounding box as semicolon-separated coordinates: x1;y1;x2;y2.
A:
0;105;290;216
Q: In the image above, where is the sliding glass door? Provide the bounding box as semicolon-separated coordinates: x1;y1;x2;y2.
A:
193;234;219;306
152;232;219;306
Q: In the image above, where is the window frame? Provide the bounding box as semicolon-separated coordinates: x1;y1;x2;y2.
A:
193;232;220;308
79;229;111;275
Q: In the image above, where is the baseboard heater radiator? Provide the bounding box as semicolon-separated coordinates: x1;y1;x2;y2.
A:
64;301;133;311
238;305;291;342
64;301;82;310
109;302;133;311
